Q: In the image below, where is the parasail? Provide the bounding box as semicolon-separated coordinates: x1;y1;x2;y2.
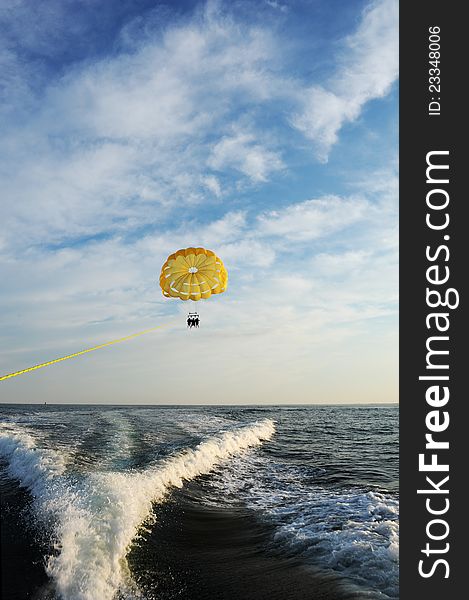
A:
159;247;228;301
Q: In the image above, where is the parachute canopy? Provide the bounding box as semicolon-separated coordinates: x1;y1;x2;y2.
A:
159;247;228;301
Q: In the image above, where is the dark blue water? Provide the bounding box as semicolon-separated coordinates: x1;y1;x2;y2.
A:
0;405;398;600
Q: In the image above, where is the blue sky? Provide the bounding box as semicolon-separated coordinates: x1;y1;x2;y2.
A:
0;0;398;404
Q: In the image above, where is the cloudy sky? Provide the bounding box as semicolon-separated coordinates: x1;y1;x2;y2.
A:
0;0;398;404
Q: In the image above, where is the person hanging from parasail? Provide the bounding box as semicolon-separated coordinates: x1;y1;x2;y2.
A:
186;313;200;328
159;247;227;329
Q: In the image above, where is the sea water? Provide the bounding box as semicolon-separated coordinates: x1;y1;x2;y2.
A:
0;405;398;600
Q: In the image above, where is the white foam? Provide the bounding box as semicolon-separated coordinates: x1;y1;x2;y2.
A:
0;419;275;600
0;423;67;491
205;454;399;599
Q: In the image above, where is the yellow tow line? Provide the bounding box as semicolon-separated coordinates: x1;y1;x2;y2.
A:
0;322;173;382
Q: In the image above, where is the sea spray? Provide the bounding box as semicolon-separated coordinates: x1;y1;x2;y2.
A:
1;419;275;600
0;424;67;492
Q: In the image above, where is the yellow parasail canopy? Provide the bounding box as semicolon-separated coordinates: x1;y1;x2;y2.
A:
159;247;228;301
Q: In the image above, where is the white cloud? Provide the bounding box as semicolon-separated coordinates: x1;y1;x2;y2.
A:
217;239;276;268
256;195;369;241
208;130;284;182
0;5;282;251
198;211;247;246
310;250;371;277
265;1;289;13
201;175;222;197
291;0;398;160
0;0;398;253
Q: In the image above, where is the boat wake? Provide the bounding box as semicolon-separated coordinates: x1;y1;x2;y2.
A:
0;419;275;600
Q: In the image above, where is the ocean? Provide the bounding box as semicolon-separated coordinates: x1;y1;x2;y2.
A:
0;405;398;600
